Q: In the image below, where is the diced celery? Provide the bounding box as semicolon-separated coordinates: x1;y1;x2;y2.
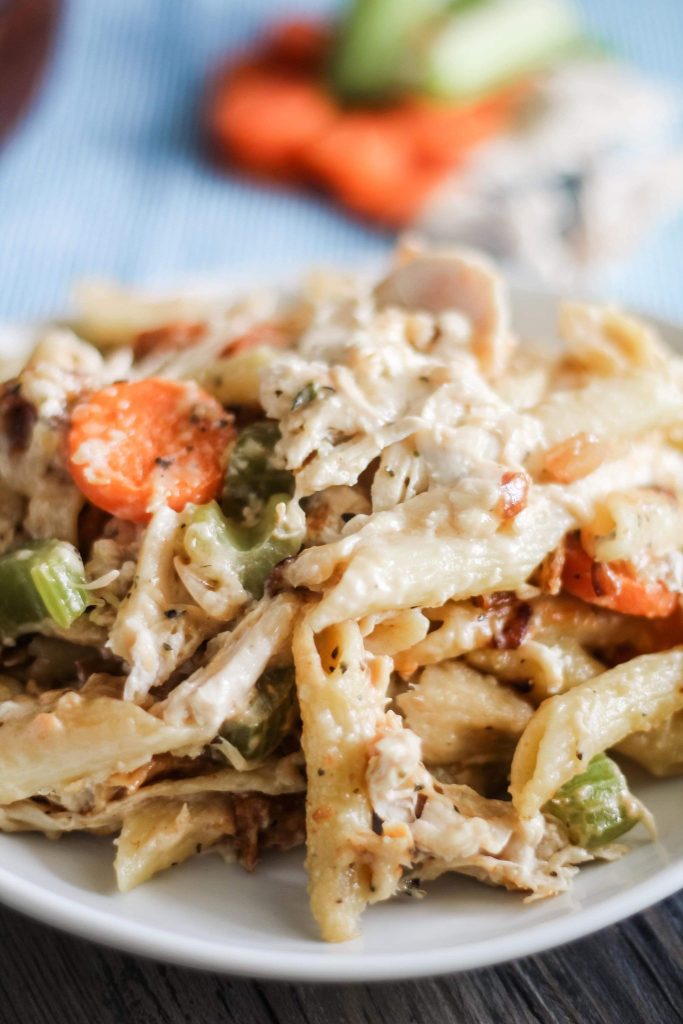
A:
222;421;294;522
0;540;89;637
219;666;296;761
291;381;321;410
544;753;643;849
190;420;302;599
236;494;304;597
183;497;304;600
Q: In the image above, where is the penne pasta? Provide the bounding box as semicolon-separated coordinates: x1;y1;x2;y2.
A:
293;613;394;942
115;796;234;892
0;679;197;805
510;649;683;817
397;661;533;764
290;493;573;632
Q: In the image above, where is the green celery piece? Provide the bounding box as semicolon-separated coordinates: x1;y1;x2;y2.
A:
223;421;294;522
0;540;89;637
544;753;642;849
184;497;304;601
236;494;304;598
328;0;455;103
421;0;581;100
0;552;48;632
220;666;296;762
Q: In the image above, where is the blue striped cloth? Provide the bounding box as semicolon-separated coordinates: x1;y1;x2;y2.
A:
0;0;681;322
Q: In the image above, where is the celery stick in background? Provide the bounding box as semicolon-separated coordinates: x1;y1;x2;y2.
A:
328;0;581;104
328;0;454;103
423;0;581;99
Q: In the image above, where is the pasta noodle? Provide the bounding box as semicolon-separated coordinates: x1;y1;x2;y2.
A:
0;754;306;834
0;678;197;805
510;649;683;817
467;637;605;701
397;661;533;764
288;491;573;632
293;613;393;942
557;301;668;374
115;796;234;892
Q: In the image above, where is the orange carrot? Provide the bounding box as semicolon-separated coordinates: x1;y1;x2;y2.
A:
67;379;234;523
206;20;528;226
222;322;290;357
304;113;439;224
561;534;678;619
209;63;336;178
404;83;530;165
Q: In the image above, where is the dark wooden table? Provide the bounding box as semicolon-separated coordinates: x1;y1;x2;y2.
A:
1;894;681;1023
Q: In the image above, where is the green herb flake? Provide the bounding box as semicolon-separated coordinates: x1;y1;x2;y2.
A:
291;381;320;410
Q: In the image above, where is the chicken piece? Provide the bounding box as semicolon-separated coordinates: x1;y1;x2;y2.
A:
374;248;513;376
156;594;299;734
366;714;591;897
0;330;104;544
109;506;216;704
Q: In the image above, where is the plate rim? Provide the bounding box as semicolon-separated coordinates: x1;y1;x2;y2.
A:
0;283;682;981
0;855;681;981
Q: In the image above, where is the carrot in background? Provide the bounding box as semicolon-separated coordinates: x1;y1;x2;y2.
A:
304;112;441;224
209;63;337;180
133;320;206;360
206;19;526;226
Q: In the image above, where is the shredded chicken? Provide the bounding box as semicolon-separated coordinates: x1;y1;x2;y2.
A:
366;717;590;897
110;507;217;703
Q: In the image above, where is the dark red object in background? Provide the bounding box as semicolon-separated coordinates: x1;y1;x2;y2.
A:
0;0;61;144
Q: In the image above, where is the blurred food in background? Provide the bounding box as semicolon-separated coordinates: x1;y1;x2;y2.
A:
207;0;683;285
0;0;60;144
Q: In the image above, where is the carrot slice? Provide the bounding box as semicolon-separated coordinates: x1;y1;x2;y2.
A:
304;114;439;224
561;534;678;619
404;82;529;165
67;379;234;523
222;322;290;357
209;63;336;178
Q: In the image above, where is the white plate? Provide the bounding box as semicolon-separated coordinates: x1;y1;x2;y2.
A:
0;287;681;982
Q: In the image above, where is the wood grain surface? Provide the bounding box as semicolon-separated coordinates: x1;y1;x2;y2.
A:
0;894;681;1024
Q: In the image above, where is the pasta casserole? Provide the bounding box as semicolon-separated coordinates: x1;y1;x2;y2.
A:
0;244;682;941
